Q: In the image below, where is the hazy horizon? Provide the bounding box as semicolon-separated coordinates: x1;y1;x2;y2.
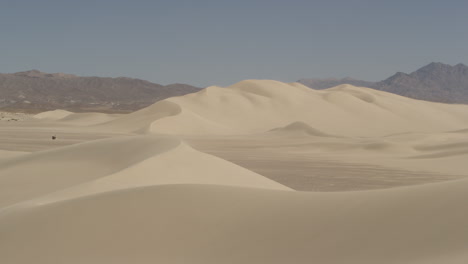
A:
2;0;467;87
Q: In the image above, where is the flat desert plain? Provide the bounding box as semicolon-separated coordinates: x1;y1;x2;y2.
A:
1;80;468;263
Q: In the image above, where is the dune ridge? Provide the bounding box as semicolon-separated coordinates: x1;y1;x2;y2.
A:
0;135;288;208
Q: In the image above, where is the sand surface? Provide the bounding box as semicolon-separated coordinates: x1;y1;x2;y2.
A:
1;80;468;263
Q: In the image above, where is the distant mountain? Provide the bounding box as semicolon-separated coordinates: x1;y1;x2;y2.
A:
373;62;468;104
0;70;201;113
299;63;468;104
298;77;374;90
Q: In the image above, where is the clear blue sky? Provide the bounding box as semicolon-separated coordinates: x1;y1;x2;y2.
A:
1;0;467;87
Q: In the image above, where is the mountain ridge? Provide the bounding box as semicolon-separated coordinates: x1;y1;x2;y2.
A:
0;70;201;113
299;62;468;104
374;62;468;103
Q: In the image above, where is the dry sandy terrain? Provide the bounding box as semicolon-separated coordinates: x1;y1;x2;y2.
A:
1;80;468;263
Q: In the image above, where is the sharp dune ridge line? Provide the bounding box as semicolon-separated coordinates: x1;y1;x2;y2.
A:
1;80;468;263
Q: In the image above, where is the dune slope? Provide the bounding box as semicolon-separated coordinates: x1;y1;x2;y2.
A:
1;180;468;264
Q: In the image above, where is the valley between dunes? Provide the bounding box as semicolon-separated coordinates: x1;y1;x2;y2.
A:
1;80;468;263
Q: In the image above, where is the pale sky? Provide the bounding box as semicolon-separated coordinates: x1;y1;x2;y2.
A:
1;0;467;87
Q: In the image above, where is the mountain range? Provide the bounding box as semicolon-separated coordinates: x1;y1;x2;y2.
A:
2;63;468;114
0;70;200;113
299;62;468;104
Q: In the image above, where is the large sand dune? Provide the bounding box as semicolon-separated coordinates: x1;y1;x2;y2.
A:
101;80;468;136
1;80;468;263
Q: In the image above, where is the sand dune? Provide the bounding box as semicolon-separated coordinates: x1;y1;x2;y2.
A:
269;121;336;137
101;80;468;136
2;179;468;264
0;135;287;208
34;109;74;120
35;109;119;125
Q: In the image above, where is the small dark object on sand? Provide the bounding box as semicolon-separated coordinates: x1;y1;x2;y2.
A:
52;136;56;140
